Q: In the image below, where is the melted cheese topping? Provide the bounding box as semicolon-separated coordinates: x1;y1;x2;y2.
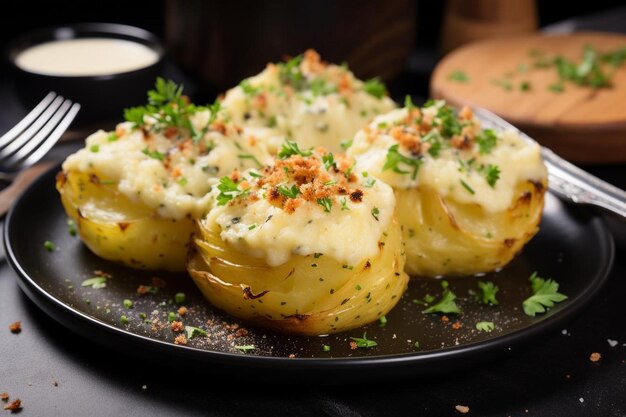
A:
16;38;159;76
221;50;396;154
203;149;395;266
62;110;271;220
348;106;547;213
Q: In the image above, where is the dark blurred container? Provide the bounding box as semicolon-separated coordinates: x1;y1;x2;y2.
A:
164;0;416;94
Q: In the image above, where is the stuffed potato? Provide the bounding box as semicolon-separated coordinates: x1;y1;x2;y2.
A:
57;79;272;271
221;49;397;154
347;100;548;277
187;144;408;335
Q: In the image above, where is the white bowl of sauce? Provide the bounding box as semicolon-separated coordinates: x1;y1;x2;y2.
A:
6;23;164;125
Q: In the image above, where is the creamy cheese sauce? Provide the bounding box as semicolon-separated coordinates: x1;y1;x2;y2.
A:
63;110;272;220
221;50;397;154
348;107;547;213
204;158;396;267
15;38;159;76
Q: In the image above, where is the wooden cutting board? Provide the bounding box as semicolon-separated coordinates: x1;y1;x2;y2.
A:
430;31;626;164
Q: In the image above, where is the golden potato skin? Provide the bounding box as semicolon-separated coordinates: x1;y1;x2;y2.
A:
187;217;409;336
57;169;193;271
399;179;546;277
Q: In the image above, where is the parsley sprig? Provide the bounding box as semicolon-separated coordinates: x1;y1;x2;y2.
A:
471;281;499;305
278;140;313;159
422;282;461;315
350;332;378;348
216;177;250;206
383;144;423;180
522;272;568;316
124;77;219;143
362;78;387;99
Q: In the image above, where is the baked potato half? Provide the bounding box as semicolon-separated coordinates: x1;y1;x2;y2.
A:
221;49;397;154
57;78;271;271
187;144;409;335
347;101;548;277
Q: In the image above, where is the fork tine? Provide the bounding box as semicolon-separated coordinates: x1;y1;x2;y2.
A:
19;102;80;169
0;95;65;157
0;92;58;149
8;99;73;164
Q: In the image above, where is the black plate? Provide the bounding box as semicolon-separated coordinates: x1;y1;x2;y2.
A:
4;164;614;383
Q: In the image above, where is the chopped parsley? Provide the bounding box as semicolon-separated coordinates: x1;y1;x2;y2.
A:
371;207;380;221
378;315;387;327
175;292;186;305
278;184;300;198
522;272;567;316
185;326;208;339
237;154;263;168
481;164;501;188
67;219;77;236
177;177;188;187
216;177;249;206
472;281;499;305
120;315;129;325
362;78;387;99
123;299;133;309
520;81;531;91
43;240;55;251
404;95;416;109
322;344;331;352
422;289;461;315
278;140;313;159
421;130;444;157
340;139;353;149
90;144;100;153
350;332;378;348
322;152;335;171
448;70;469;83
383;144;423;180
475;129;498;154
317;197;332;213
460;179;475;195
234;345;256;352
476;321;495;332
124;78;213;142
142;148;166;161
81;277;107;289
278;55;306;90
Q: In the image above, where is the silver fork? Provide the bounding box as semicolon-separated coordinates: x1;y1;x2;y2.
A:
474;107;626;220
0;92;80;181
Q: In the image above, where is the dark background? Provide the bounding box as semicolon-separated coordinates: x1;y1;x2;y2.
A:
2;0;626;100
1;2;625;417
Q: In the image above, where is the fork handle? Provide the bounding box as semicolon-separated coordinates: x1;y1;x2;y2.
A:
0;162;54;218
542;147;626;219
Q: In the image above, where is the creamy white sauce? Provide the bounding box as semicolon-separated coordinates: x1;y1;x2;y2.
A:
16;38;159;76
205;168;395;267
63;111;272;220
348;108;547;213
221;61;397;154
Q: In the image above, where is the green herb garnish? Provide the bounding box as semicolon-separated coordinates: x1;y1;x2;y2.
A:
142;148;165;161
522;272;567;316
317;197;333;213
350;332;378;348
383;144;423;180
472;281;499;305
185;326;208;339
90;144;100;153
278;184;300;199
216;177;250;206
448;70;469;83
422;289;461;315
234;345;256;352
475;129;498;154
123;299;133;309
460;179;475;195
362;78;387;99
175;293;186;305
371;207;380;221
378;315;387;327
67;219;77;236
278;140;313;159
476;321;495;332
43;240;55;251
81;277;107;289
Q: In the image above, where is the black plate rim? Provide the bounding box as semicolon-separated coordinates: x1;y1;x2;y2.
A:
3;164;616;373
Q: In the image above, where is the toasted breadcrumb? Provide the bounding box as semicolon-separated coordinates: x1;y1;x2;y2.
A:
441;315;450;324
3;399;21;412
174;335;187;345
177;306;188;316
349;341;358;350
9;322;21;333
0;393;8;402
455;405;470;414
590;352;601;362
288;354;296;358
452;321;462;330
170;321;184;333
